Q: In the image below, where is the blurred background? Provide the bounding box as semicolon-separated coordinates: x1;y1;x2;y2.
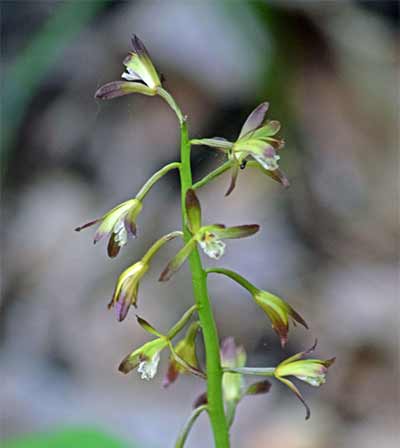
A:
1;1;399;447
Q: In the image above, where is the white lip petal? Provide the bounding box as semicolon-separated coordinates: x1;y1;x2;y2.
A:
137;352;160;380
252;153;280;171
199;238;226;260
121;68;142;82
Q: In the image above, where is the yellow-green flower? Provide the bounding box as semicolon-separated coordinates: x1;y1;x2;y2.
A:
75;198;142;258
108;261;149;321
95;35;161;100
274;341;335;419
159;190;259;281
191;102;289;195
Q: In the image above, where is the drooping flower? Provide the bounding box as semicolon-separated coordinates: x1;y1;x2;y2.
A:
119;308;199;381
191;102;289;195
108;231;182;321
163;321;200;387
274;341;335;419
206;268;307;347
119;315;168;379
252;289;308;348
75;198;142;258
108;261;149;321
159;189;259;281
95;35;161;100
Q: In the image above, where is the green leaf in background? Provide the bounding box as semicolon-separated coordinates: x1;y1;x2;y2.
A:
2;427;132;448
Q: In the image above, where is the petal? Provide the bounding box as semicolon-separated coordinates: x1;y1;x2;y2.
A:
185;189;202;233
159;238;197;281
190;137;233;151
199;238;226;259
238;102;269;139
162;359;180;388
251;120;281;139
107;233;121;258
95;81;155;100
213;224;260;240
136;315;163;337
278;377;311;420
225;164;239;197
260;167;290;188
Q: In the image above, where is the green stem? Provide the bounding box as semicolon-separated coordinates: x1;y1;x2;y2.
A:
180;122;230;447
192;160;233;190
136;162;180;201
223;367;276;376
142;231;183;264
175;405;208;448
206;267;258;295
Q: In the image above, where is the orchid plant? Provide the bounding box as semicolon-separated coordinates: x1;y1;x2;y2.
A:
76;36;334;447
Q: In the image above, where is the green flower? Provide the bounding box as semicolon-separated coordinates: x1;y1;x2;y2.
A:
119;317;168;379
95;35;161;100
159;189;259;281
75;198;142;258
107;231;182;321
191;102;288;195
108;261;149;321
274;341;335;419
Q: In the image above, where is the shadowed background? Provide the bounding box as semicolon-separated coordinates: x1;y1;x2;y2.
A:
1;1;399;447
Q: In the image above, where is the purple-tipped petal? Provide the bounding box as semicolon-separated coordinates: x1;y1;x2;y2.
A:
238;102;269;139
95;81;154;100
115;293;131;322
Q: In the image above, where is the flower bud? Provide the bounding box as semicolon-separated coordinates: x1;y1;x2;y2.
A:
163;322;200;387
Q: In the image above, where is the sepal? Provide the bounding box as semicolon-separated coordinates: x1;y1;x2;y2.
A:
159;238;197;281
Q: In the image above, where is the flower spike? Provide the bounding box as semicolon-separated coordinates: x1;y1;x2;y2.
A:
75;198;142;258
